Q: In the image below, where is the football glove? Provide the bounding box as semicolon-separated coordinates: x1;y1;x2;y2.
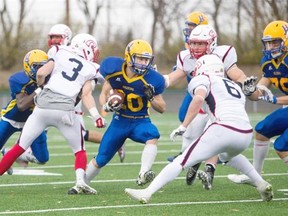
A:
242;76;258;96
170;125;187;142
103;99;122;112
257;85;277;104
144;84;155;102
92;114;106;128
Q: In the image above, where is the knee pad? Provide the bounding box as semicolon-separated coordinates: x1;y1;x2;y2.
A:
274;136;288;151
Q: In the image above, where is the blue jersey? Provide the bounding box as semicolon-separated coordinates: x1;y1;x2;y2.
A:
96;56;165;167
0;71;48;163
256;52;288;152
260;52;288;95
100;57;165;117
1;71;37;122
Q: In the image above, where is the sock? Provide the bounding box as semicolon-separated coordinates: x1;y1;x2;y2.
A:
139;143;157;174
205;163;215;173
75;150;87;170
0;144;25;175
227;154;263;184
146;162;182;195
85;160;101;184
253;140;270;174
76;168;85;183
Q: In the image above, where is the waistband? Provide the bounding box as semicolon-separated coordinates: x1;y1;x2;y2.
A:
116;113;149;119
75;111;84;115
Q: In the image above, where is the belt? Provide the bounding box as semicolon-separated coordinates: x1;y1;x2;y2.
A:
117;113;149;119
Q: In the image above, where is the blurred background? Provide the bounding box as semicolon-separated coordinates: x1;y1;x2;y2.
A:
0;0;287;112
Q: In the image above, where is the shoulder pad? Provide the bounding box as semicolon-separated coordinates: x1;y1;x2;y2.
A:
100;57;124;77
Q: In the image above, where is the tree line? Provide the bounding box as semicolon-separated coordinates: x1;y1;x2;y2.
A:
0;0;287;72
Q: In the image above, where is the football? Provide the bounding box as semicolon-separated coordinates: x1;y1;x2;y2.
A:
108;89;125;107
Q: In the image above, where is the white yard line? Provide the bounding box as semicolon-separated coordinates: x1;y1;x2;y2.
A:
0;198;287;215
0;172;287;187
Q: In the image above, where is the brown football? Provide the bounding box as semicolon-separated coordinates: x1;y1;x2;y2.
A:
108;89;125;106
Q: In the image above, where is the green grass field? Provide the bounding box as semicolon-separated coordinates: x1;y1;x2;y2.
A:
0;112;287;215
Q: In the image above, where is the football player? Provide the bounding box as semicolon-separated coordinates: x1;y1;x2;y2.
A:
0;33;105;194
47;24;126;162
0;50;50;174
228;20;288;184
68;39;166;194
167;11;208;162
163;24;249;190
125;54;273;203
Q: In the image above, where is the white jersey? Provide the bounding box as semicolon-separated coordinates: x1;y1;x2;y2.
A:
176;45;237;79
44;46;98;101
187;74;251;129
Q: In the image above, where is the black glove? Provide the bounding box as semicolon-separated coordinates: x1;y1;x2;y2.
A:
143;84;155;102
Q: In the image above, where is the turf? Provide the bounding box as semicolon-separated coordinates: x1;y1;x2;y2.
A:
0;112;287;215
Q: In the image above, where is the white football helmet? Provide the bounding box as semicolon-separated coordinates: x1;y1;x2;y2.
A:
188;24;217;59
70;33;100;63
194;54;224;77
48;24;72;47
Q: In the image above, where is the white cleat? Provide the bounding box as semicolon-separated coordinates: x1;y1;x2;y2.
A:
125;188;151;204
136;170;155;186
256;181;273;201
227;174;255;186
75;181;97;195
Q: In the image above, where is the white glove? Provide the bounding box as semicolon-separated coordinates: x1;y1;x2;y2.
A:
242;76;258;96
170;125;187;142
102;100;122;112
257;85;277;104
92;114;106;128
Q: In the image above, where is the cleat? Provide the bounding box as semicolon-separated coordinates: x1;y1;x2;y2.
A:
67;186;80;195
77;182;97;195
136;170;155;186
167;152;182;162
256;181;273;201
227;174;255;186
118;145;126;163
125;188;151;204
186;162;201;185
1;148;13;175
197;170;214;190
68;181;97;195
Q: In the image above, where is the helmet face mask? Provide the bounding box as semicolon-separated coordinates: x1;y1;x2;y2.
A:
48;24;72;47
23;50;48;81
125;40;154;75
188;24;217;59
70;33;99;63
262;20;288;59
194;54;224;77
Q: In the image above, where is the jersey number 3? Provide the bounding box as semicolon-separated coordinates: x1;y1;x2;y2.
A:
62;58;83;81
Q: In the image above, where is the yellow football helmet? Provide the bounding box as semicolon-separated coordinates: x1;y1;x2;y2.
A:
124;39;154;75
262;20;288;59
23;49;48;81
183;11;209;38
